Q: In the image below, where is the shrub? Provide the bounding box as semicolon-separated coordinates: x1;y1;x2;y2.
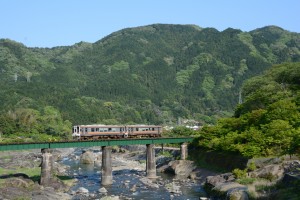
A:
232;168;247;179
247;161;257;171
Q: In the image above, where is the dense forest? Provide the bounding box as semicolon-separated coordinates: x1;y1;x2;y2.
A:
193;62;300;157
0;24;300;140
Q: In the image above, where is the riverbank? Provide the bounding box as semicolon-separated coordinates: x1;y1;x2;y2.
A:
199;153;300;199
0;149;74;200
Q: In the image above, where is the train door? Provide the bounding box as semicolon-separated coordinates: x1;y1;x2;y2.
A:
124;126;129;138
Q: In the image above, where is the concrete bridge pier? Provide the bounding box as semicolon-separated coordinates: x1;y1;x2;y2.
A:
180;143;188;160
40;148;54;185
101;146;113;185
146;144;156;178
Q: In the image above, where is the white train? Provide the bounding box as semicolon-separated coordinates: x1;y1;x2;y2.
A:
72;124;162;140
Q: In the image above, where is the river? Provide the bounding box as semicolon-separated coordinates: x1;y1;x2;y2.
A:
61;148;208;200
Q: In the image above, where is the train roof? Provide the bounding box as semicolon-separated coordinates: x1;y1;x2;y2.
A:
74;124;161;127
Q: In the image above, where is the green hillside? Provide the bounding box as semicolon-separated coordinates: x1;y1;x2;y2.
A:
193;62;300;157
0;24;300;138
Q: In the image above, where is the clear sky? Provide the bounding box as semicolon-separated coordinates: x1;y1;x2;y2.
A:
1;0;299;48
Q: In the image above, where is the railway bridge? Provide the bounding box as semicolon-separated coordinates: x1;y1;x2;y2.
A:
0;137;193;186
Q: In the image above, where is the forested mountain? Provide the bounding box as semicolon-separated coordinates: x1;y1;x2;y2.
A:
0;24;300;137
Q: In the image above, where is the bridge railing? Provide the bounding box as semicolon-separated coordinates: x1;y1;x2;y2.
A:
0;137;194;151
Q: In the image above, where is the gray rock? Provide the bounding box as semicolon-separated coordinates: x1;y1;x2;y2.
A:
227;188;249;200
206;173;235;188
164;160;196;177
212;182;248;198
215;182;244;191
77;187;89;194
165;182;181;194
139;177;159;188
100;195;120;200
249;164;284;180
283;160;300;172
80;151;95;164
99;187;108;193
130;184;137;192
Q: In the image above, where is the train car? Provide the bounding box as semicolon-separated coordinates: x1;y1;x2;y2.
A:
72;124;162;140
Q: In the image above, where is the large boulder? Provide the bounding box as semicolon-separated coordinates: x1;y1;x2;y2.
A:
205;173;235;188
188;168;218;182
249;164;284;180
226;187;249;200
164;160;196;177
80;151;95;164
283;160;300;172
212;182;248;200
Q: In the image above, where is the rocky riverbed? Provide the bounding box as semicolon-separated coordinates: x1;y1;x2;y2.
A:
0;146;215;200
2;147;299;199
65;146;213;199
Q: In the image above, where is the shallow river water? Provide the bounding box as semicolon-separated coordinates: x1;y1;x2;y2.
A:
61;148;208;200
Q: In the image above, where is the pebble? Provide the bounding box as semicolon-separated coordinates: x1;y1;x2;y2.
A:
99;187;108;193
77;187;89;194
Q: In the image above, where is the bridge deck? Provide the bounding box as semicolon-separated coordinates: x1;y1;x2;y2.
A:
0;137;193;151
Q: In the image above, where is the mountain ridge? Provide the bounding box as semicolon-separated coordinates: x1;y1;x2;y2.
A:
0;24;300;126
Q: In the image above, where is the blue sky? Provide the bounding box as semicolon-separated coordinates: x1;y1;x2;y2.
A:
1;0;299;48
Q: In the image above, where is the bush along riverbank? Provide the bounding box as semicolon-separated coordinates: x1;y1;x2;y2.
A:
190;148;300;199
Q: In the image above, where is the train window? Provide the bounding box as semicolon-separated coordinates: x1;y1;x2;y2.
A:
85;128;88;132
136;128;138;131
91;128;95;132
96;128;99;132
108;128;112;131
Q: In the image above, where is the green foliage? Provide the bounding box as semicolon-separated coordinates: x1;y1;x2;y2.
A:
247;162;257;171
194;62;300;158
0;106;71;142
232;168;247;179
236;177;256;185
